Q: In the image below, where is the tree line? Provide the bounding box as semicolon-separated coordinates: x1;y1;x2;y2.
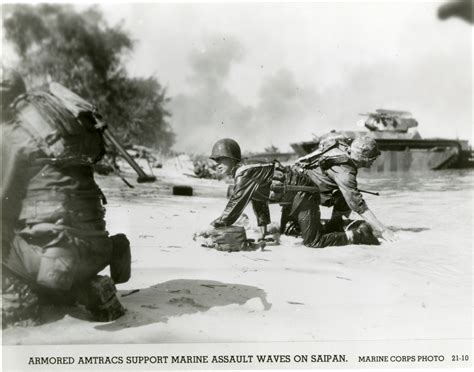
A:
3;4;175;151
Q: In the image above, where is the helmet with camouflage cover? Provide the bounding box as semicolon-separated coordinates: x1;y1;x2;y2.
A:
210;138;242;161
350;136;381;163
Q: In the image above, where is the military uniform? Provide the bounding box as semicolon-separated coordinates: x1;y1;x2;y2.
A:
1;82;129;323
211;162;351;248
307;146;368;217
212;163;273;228
302;141;380;247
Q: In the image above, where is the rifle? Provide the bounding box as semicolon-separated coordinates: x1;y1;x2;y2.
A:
270;184;319;194
272;184;379;196
102;129;156;183
358;189;379;196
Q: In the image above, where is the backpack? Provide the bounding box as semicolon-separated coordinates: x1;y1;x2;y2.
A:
297;135;352;170
13;83;105;166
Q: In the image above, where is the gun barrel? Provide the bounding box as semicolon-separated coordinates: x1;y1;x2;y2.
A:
358;188;379;196
103;129;156;183
271;185;319;193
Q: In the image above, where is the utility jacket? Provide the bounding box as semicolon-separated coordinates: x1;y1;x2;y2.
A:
212;163;273;228
1;113;107;261
306;147;368;215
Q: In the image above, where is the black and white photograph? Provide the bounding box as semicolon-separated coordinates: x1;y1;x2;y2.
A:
1;0;472;370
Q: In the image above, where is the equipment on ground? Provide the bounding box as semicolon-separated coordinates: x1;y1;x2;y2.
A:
172;185;193;196
197;226;259;252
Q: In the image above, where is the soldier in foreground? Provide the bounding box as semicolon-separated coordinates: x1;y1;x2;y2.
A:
1;69;131;326
197;138;381;249
299;136;397;243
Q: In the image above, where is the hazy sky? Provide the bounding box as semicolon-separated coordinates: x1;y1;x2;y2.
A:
7;1;474;153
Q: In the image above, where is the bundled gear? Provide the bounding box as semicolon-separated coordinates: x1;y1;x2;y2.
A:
196;226;259;252
13;82;106;166
297;134;352;170
210;138;242;161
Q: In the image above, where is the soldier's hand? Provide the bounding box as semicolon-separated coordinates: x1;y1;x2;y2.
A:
380;228;398;242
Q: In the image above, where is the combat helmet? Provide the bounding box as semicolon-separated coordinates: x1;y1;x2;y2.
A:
350;136;381;161
210;138;242;161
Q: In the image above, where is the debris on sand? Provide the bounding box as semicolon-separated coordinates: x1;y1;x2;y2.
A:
168;297;209;309
122;289;140;297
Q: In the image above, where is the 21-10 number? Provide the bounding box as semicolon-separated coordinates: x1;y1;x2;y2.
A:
452;355;469;362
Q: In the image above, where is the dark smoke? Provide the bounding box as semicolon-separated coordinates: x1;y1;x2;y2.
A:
170;36;321;154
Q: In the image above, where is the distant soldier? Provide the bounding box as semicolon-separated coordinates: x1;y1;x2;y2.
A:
1;69;131;326
300;136;397;243
198;138;381;248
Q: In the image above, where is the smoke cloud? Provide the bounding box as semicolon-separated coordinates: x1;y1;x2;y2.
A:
170;32;471;155
170;36;322;154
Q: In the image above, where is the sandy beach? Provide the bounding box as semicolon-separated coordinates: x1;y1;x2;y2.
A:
2;157;472;345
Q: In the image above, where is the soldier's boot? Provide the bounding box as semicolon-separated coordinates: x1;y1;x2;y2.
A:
77;275;125;322
323;216;344;233
351;223;380;245
1;275;41;328
109;234;131;284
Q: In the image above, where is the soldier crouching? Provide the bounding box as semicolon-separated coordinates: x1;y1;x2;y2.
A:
1;69;131;327
197;138;374;249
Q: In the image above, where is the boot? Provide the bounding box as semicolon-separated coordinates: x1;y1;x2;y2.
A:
352;223;380;245
323;216;344;233
2;275;41;328
77;276;125;322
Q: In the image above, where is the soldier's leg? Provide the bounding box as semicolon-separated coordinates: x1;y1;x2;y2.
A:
71;234;128;321
290;193;354;248
280;203;301;236
4;233;127;321
324;191;351;233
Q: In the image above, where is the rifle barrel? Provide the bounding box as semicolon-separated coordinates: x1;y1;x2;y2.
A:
103;129;156;183
359;189;379;196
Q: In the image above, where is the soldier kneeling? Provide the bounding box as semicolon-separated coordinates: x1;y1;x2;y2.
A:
1;69;131;326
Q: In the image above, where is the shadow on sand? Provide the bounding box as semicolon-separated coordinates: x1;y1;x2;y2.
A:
94;279;271;332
